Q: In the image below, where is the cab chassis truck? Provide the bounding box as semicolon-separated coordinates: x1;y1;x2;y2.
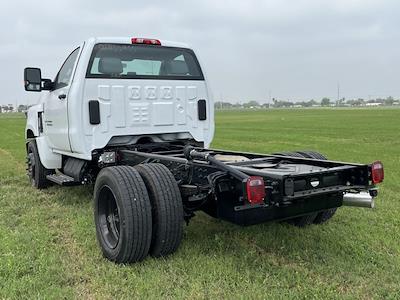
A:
24;37;384;263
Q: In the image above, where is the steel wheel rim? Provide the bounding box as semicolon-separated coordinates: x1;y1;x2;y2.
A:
98;185;120;249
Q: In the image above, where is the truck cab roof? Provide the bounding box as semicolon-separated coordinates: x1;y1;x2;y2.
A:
86;37;191;49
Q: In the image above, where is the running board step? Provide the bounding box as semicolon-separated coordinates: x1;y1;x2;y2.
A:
46;174;80;186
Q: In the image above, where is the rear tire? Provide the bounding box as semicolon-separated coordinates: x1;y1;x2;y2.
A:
273;151;304;158
26;140;52;189
94;166;152;263
294;151;327;160
298;151;338;224
135;163;184;257
274;150;337;226
286;212;319;227
313;208;337;224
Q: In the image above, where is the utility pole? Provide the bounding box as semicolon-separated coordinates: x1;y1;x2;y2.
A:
337;82;340;106
220;93;223;110
268;90;272;108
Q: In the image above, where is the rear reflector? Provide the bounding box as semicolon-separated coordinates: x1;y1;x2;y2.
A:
245;176;266;204
131;37;161;45
371;161;384;184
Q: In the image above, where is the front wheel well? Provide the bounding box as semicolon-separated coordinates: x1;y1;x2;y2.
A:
26;129;35;139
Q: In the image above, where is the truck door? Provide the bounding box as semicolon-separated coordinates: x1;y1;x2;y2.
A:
44;48;80;152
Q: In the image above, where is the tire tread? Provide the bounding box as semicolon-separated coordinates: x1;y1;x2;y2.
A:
135;163;184;257
27;140;52;189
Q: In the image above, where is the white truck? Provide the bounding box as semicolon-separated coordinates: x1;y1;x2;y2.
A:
24;37;384;263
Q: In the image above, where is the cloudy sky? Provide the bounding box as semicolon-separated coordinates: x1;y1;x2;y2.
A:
1;0;399;105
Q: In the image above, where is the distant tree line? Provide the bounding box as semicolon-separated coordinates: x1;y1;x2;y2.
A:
0;104;29;113
215;96;400;109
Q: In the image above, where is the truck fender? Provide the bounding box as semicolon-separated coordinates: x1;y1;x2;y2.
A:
35;136;62;169
26;125;37;139
25;103;44;139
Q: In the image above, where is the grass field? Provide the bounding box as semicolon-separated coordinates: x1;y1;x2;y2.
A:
0;109;399;299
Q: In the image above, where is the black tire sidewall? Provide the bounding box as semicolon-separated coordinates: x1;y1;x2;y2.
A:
93;166;152;263
94;169;126;261
27;140;50;189
27;142;37;187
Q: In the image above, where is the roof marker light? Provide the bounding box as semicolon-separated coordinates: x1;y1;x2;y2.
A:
131;38;161;45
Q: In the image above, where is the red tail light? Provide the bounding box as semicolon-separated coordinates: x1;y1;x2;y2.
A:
371;161;384;184
131;37;161;45
245;176;266;204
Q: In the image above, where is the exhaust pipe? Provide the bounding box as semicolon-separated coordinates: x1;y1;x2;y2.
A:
343;192;375;208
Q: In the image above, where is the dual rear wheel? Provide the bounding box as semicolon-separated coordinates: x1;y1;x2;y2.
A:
94;164;184;264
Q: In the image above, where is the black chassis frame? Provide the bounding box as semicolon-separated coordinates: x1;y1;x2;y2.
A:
94;143;375;226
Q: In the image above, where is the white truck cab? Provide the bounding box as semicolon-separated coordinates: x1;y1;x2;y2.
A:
25;37;214;169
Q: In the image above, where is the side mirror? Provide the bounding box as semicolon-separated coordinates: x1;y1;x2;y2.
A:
24;67;42;92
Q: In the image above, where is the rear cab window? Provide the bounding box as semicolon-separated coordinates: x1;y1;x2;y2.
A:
86;44;204;80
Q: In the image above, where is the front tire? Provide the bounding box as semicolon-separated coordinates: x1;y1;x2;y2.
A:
26;140;52;189
94;166;152;263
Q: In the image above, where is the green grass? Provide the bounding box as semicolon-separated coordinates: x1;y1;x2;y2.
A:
0;109;399;299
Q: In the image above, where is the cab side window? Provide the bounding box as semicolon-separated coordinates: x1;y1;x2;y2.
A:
54;48;80;90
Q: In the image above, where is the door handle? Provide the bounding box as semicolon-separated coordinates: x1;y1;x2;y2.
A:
58;94;67;100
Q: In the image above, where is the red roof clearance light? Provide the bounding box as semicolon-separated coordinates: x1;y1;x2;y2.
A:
245;176;266;205
131;38;161;45
371;161;384;184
